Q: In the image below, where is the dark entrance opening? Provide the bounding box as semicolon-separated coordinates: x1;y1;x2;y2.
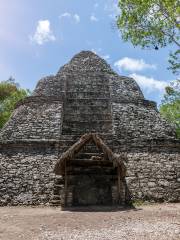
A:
73;174;112;206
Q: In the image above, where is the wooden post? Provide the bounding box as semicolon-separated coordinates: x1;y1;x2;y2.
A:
64;159;67;207
117;166;122;204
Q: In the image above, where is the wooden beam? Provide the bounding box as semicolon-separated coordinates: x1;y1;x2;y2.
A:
64;159;67;207
68;159;113;166
117;166;122;204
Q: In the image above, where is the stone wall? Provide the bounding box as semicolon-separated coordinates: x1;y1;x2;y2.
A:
109;74;144;102
112;103;176;140
0;101;63;141
33;75;66;97
126;152;180;202
0;144;59;206
0;141;179;206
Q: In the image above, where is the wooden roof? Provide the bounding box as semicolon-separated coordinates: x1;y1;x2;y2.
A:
54;133;127;176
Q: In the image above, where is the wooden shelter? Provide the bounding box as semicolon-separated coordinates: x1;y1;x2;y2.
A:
53;133;130;207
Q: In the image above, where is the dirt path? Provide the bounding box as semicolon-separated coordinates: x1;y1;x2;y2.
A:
0;203;180;240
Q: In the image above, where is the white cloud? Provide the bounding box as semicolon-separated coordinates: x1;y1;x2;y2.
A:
94;3;99;8
130;73;168;93
59;12;71;18
30;20;56;45
104;0;120;19
91;48;97;54
90;14;99;22
74;14;80;23
114;57;156;72
91;48;110;61
59;12;80;23
91;48;102;54
101;55;110;60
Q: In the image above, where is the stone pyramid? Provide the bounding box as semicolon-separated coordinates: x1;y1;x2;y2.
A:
0;51;179;206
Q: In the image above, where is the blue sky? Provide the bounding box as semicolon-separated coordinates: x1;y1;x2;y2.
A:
0;0;176;105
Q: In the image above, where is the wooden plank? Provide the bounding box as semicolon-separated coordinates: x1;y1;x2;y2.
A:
68;159;113;167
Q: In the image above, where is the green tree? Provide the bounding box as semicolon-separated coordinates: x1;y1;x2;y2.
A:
159;80;180;138
0;78;30;128
117;0;180;75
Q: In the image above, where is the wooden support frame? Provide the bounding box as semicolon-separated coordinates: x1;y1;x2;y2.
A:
54;133;128;206
117;166;122;204
64;159;68;207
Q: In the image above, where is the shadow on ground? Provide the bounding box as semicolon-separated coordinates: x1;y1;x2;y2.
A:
61;205;142;212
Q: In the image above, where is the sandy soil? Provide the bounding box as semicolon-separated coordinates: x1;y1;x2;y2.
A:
0;203;180;240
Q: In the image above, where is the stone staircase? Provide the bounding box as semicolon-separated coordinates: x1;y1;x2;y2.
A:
49;176;64;207
51;74;115;206
61;73;113;136
62;97;113;135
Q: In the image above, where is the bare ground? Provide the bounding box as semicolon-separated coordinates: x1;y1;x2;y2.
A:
0;203;180;240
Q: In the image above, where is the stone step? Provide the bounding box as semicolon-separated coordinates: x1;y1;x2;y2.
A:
62;126;112;134
51;195;61;200
66;98;111;103
66;97;110;100
61;139;110;146
58;138;114;146
66;86;109;92
65;103;111;108
57;135;115;149
64;105;111;113
66;89;109;94
66;92;110;99
62;129;113;135
64;114;112;121
49;204;61;207
66;78;109;83
49;199;61;206
63;120;113;124
59;134;114;140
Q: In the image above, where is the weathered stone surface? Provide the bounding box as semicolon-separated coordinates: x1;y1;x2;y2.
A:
112;103;176;140
0;102;62;140
0;50;179;206
126;152;180;202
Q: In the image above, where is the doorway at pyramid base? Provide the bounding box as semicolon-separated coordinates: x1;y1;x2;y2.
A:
50;133;131;207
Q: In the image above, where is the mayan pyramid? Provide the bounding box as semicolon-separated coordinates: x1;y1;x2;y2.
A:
0;51;179;206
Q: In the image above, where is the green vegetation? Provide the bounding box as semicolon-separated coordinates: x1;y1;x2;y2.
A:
0;77;30;128
160;80;180;138
117;0;180;137
132;199;148;206
117;0;180;75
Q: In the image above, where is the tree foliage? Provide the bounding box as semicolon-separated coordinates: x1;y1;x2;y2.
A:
0;78;30;128
159;80;180;138
117;0;180;75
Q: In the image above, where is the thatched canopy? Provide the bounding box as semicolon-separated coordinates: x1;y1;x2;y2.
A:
54;133;127;176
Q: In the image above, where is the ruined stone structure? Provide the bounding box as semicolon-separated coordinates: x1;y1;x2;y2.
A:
0;51;179;206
